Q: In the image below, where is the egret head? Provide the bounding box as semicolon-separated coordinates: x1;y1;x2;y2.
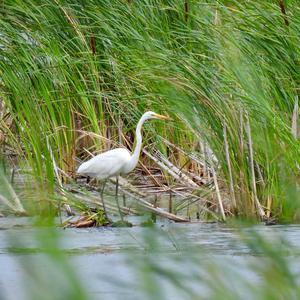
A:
143;111;172;121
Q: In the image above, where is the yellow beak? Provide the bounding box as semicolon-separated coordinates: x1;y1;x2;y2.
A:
154;113;172;120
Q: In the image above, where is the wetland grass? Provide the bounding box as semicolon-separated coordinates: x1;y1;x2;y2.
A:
0;0;299;221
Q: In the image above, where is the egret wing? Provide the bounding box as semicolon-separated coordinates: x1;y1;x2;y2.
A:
77;148;131;179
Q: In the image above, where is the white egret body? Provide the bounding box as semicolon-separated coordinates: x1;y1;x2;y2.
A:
77;111;170;178
77;148;132;179
77;111;170;221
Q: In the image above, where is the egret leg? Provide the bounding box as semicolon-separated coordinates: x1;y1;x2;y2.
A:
115;176;123;221
100;180;108;220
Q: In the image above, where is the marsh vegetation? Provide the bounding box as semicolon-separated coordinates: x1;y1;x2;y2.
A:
0;1;300;299
1;0;300;222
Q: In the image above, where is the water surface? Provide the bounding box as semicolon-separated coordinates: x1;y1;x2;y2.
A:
0;217;299;300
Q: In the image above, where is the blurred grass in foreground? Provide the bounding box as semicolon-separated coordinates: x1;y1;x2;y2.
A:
3;217;300;300
0;0;300;220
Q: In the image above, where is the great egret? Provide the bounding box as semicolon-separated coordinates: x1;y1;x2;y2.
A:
77;111;171;220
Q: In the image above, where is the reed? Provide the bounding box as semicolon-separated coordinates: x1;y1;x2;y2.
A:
1;0;300;221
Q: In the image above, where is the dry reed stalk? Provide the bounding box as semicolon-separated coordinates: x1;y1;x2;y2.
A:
203;140;226;220
175;191;220;220
161;137;206;168
46;137;73;215
75;130;115;149
159;137;211;184
143;149;199;187
203;142;212;181
0;101;12;144
245;114;266;219
46;137;63;188
214;8;220;26
255;161;265;187
238;108;246;210
71;192;133;215
138;161;162;187
112;183;187;222
223;121;236;209
118;115;123;145
109;176;187;221
103;177;187;221
62;112;76;179
210;163;226;221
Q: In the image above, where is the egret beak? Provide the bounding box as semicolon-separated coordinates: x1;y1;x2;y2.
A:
154;113;172;120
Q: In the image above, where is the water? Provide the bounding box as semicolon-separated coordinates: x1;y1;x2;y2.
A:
0;217;300;300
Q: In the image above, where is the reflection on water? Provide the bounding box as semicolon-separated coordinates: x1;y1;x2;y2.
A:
0;217;300;300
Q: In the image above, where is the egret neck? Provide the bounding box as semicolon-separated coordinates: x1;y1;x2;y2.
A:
126;114;146;172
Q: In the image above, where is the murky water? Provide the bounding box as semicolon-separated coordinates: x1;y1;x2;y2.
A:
0;217;300;300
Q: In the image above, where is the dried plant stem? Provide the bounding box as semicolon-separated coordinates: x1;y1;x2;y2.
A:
223;122;236;209
210;164;226;221
46;137;62;188
46;137;72;216
143;149;198;187
110;178;187;222
207;150;226;221
72;191;133;215
159;137;211;184
109;177;187;221
245;115;265;219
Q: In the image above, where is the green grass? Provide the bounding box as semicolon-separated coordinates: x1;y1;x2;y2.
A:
0;0;300;221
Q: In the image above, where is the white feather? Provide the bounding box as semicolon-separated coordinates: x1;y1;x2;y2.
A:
77;111;170;181
77;148;131;179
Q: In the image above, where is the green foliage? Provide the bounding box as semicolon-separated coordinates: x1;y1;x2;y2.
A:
1;0;299;220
